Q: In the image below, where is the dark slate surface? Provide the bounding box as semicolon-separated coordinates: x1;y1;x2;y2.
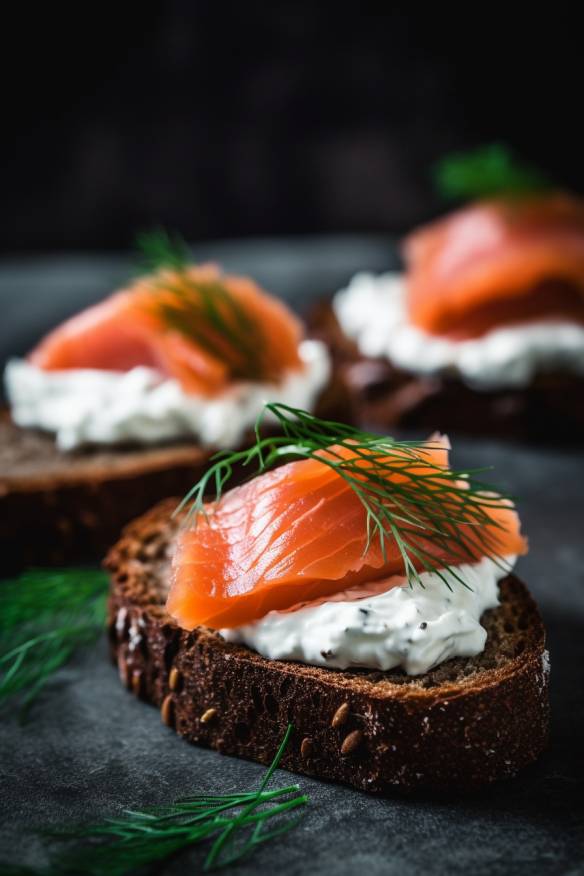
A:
1;239;583;875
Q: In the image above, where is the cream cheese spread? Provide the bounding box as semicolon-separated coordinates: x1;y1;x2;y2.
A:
4;339;330;451
221;556;515;675
333;272;584;390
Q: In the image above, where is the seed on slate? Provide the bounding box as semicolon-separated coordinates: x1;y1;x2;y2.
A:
161;695;175;727
201;708;217;724
341;729;363;756
331;702;350;728
300;737;313;759
169;667;182;692
117;655;129;688
131;670;143;697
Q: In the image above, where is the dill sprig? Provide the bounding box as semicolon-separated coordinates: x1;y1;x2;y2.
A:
434;142;550;202
177;404;515;590
0;569;108;715
33;725;306;875
135;229;266;382
135;227;191;273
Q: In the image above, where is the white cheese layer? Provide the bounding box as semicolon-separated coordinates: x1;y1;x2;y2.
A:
4;340;330;451
221;556;514;675
333;272;584;390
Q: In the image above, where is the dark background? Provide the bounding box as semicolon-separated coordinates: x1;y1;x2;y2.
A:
2;4;584;253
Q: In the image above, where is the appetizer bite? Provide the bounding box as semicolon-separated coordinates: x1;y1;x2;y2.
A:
318;146;584;441
107;405;549;794
1;235;330;569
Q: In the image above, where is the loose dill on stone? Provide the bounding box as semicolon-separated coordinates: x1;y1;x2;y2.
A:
135;228;266;381
23;725;307;875
433;142;551;201
177;403;514;591
0;568;108;715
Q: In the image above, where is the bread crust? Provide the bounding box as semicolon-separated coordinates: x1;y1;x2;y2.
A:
310;301;584;443
105;499;550;794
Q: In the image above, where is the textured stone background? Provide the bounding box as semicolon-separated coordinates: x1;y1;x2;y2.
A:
1;240;583;875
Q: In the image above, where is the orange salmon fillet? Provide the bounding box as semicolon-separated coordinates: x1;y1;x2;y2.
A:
29;265;303;395
167;437;526;629
404;193;584;338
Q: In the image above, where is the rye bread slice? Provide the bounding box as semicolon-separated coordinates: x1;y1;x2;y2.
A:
0;411;212;571
311;300;584;444
105;498;550;794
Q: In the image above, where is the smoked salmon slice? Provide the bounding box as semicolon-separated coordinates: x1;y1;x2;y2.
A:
404;193;584;339
30;265;303;396
167;436;526;630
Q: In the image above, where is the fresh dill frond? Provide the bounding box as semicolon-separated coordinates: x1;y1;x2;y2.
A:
154;276;265;382
135;227;191;273
0;569;108;715
40;724;306;875
433;142;550;202
177;403;515;590
134;228;266;382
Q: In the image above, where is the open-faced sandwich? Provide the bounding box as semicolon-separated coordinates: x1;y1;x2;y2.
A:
1;236;331;569
107;404;549;794
316;147;584;441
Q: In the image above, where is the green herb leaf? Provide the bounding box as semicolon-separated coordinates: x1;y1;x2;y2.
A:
135;227;191;273
177;403;515;590
34;724;306;875
135;228;266;382
0;569;108;716
433;143;550;202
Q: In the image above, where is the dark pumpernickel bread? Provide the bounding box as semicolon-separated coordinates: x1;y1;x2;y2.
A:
105;499;550;794
311;300;584;443
0;412;212;572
